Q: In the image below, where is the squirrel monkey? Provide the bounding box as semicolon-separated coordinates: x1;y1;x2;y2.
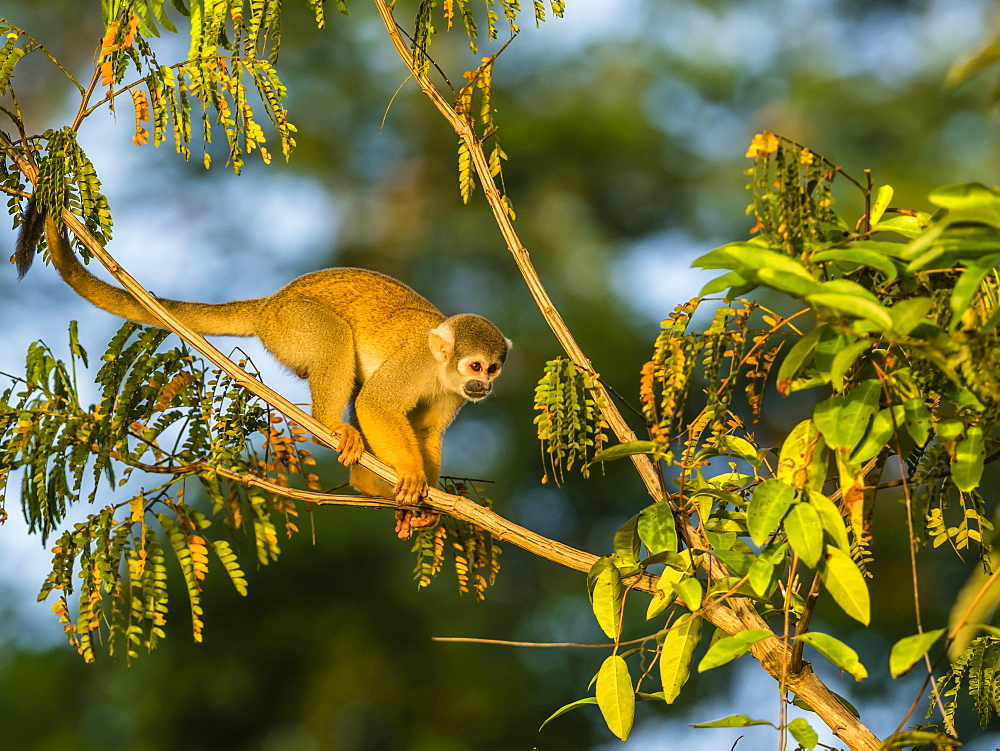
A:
17;209;510;533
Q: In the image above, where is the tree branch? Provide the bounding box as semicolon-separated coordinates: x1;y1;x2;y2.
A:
366;5;881;749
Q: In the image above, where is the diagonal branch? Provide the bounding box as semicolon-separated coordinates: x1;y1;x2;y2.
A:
368;4;881;749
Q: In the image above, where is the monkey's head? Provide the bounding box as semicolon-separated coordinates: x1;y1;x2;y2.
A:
429;314;511;402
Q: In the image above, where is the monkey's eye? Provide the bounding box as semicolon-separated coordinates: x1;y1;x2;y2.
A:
487;364;499;375
470;362;483;373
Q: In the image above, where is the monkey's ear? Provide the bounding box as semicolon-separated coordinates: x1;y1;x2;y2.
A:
428;322;455;364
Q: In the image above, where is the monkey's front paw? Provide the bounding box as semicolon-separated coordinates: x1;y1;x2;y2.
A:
393;471;428;505
333;424;364;465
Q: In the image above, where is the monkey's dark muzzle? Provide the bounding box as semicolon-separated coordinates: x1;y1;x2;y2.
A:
463;381;491;400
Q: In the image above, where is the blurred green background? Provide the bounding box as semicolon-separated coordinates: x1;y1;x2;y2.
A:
2;0;1000;748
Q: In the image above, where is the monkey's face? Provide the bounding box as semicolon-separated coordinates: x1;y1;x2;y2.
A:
453;355;504;401
429;315;510;402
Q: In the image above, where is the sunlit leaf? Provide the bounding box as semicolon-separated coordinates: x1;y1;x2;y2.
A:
776;419;828;493
796;631;868;680
789;717;819;750
785;502;823;568
806;292;893;331
660;615;702;704
776;325;826;395
869;185;894;226
952;426;985;492
589;558;623;639
820;547;871;625
538;697;598;730
613;514;641;569
747;478;796;546
638;502;678;556
591;440;661;463
807;491;850;551
691;714;774;728
698;629;771;672
889;628;946;678
596;655;635;741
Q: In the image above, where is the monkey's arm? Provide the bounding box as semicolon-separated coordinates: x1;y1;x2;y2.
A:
352;366;444;504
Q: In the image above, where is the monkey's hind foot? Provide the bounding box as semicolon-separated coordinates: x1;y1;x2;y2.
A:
394;508;439;539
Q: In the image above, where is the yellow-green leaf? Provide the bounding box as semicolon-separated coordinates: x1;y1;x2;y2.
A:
776;419;828;493
660;615;702;704
820;547;871;625
589;558;623;639
698;629;771;672
785;502;823;568
889;629;946;678
596;655;635;741
747;478;796;546
796;631;868;680
953;426;985;492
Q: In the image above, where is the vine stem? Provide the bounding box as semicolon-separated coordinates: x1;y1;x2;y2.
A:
368;4;881;749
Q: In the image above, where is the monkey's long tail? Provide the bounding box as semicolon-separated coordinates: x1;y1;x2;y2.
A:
38;211;262;337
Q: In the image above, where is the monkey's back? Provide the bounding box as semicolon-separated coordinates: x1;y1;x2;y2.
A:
267;267;445;365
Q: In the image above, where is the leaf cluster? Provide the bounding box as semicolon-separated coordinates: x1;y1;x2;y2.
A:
0;323;319;660
541;134;1000;745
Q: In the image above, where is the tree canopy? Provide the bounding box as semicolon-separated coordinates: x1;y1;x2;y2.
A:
3;1;1000;749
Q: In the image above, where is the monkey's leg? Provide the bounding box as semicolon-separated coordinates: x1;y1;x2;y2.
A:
258;301;363;464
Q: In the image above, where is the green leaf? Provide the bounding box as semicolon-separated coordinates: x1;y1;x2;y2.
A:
879;730;962;750
698;629;771;672
902;398;931;446
828;339;872;392
613;515;641;569
949;262;996;331
591;440;662;463
789;717;819;750
776;419;828;493
820;547;871;625
812;247;899;283
747;478;796;547
720;435;762;468
638;502;678;556
596;655;635;741
691;714;774;728
660;615;702;704
952;426;985;492
813;380;881;451
709;549;755;577
889;296;935;337
647;565;683;620
698;270;750;297
870;185;894;226
589;558;623;639
873;214;930;238
928;182;1000;227
749;555;779;597
796;631;868;680
851;405;905;464
776;325;826;395
889;628;946;678
785;503;823;568
539;697;598;730
806;292;893;331
756;267;824;297
673;577;703;611
693;243;817;283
